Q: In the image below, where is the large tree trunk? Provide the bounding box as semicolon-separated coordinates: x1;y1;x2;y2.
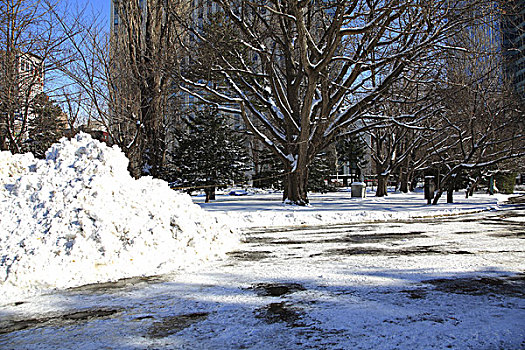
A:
447;178;455;203
142;106;165;177
204;186;216;203
283;168;309;206
127;130;145;179
408;169;417;192
410;179;417;192
433;172;458;205
432;188;443;205
433;175;454;205
467;176;480;197
376;173;389;197
399;166;409;193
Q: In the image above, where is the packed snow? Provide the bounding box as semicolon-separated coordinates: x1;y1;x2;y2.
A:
195;189;512;229
0;207;523;349
0;133;238;305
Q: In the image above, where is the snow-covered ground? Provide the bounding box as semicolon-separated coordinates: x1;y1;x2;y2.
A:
0;133;517;304
194;188;514;229
1;207;523;349
1;134;523;349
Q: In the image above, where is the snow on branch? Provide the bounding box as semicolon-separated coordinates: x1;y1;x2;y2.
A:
180;76;242;105
222;73;287;144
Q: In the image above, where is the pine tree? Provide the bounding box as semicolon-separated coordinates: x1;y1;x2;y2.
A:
308;150;336;193
171;108;251;202
336;135;368;184
251;146;284;190
23;94;66;158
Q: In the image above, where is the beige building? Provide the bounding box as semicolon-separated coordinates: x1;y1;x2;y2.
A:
0;51;44;106
0;50;45;147
17;52;44;99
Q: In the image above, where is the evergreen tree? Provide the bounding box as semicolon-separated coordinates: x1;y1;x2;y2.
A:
171;108;251;202
251;146;284;190
23;94;66;158
308;150;336;193
336;135;368;183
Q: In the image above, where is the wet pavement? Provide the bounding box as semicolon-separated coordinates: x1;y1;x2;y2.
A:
1;203;524;349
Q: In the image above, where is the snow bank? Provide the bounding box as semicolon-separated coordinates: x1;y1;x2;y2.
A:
211;208;475;229
0;133;238;304
196;191;508;229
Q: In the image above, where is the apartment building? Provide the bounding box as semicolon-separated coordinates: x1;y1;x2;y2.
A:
0;51;44;105
0;50;45;148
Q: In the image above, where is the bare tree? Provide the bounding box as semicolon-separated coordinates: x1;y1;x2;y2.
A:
180;0;480;205
426;3;525;204
429;80;524;204
0;0;72;153
58;85;88;134
108;0;187;178
366;124;427;196
43;3;112;144
55;0;188;178
363;65;444;197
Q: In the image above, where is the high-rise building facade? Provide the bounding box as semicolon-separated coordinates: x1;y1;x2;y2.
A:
501;0;525;99
110;0;147;31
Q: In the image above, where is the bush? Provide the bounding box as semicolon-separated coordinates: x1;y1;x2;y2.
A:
495;172;516;194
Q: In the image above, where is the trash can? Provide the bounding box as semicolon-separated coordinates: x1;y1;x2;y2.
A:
424;176;435;204
351;182;366;198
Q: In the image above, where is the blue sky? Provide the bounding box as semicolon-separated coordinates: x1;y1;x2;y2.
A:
68;0;110;23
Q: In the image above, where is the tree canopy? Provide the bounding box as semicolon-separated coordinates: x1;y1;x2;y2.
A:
180;0;482;205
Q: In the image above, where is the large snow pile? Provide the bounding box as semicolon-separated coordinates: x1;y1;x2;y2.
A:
0;133;238;304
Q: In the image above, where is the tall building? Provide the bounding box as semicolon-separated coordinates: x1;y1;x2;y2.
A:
447;1;524;99
501;0;525;99
110;0;147;36
191;0;220;30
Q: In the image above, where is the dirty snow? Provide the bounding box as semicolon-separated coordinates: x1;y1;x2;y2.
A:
0;134;238;305
0;207;523;349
